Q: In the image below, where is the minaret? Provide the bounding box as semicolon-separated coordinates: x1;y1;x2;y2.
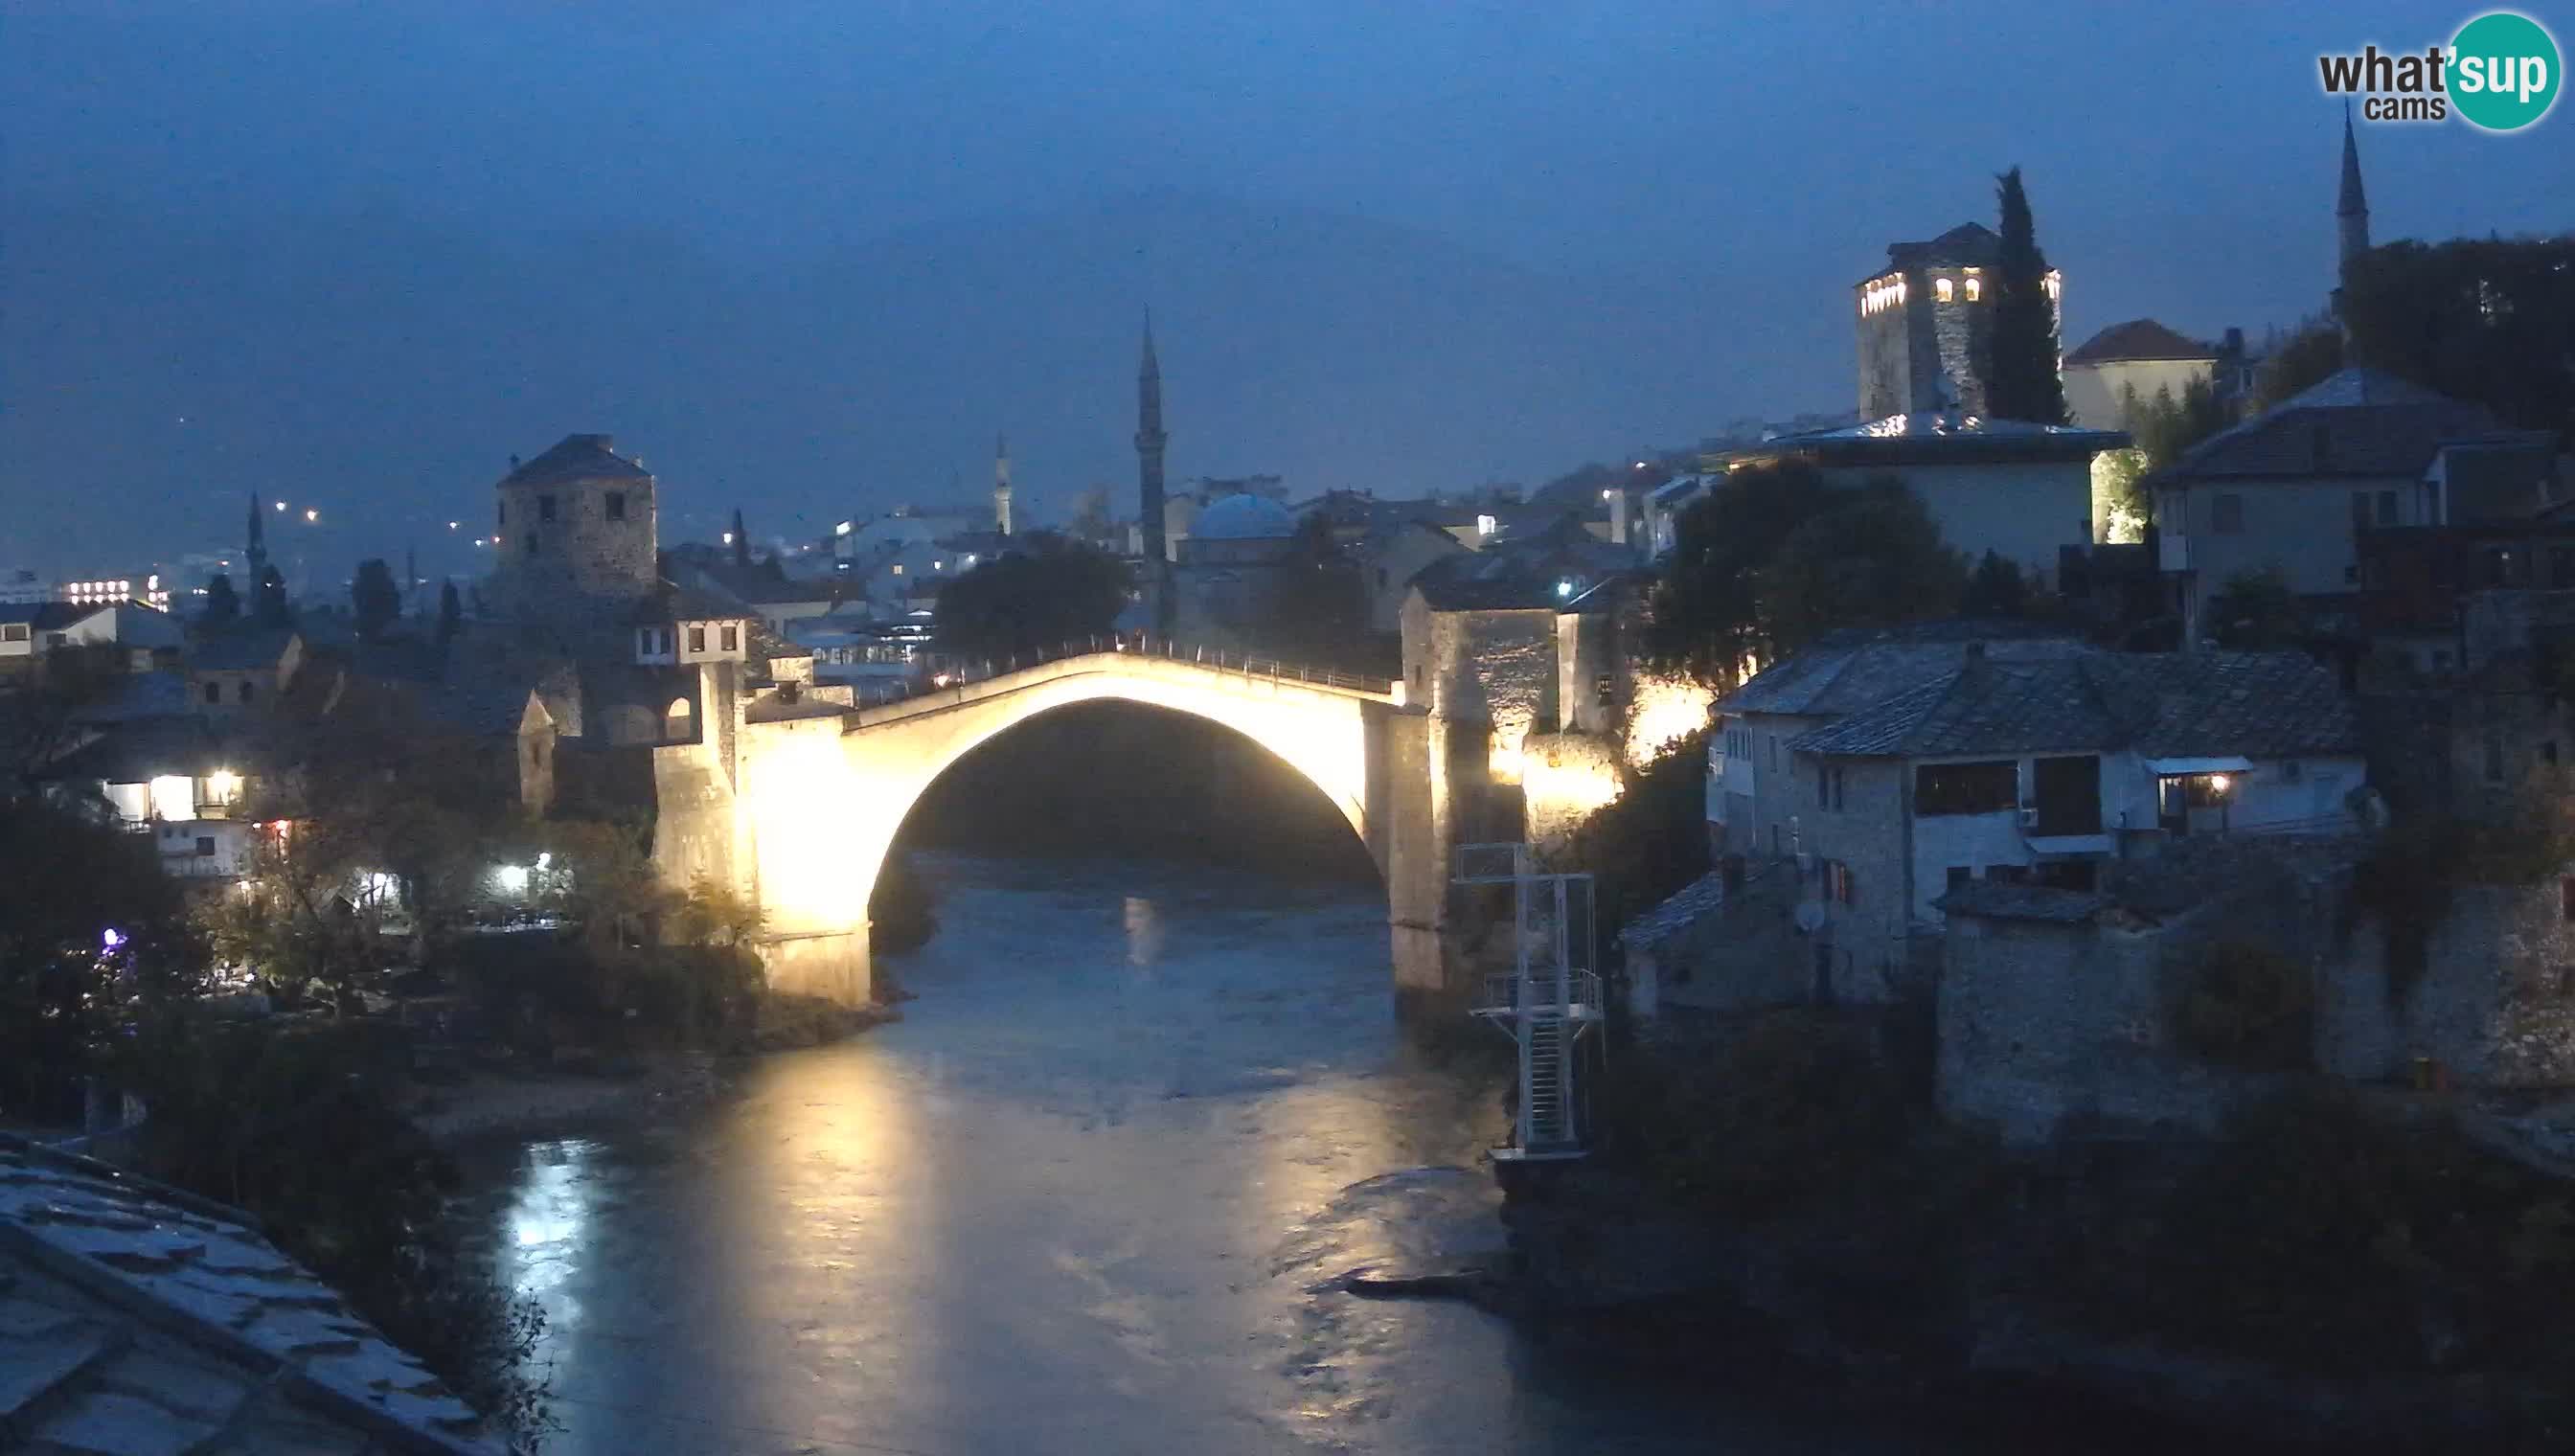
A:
245;491;268;584
1134;311;1171;627
993;431;1014;536
2336;102;2371;282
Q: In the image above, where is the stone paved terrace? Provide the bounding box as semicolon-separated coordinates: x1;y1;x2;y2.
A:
0;1134;502;1454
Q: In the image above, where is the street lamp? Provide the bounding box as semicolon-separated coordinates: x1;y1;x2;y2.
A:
304;509;318;523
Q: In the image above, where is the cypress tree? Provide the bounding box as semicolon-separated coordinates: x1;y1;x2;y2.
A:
1980;166;2069;424
200;572;240;627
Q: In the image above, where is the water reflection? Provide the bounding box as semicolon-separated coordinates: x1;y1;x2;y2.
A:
450;854;1952;1455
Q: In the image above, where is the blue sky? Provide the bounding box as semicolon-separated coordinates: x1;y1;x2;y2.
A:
3;1;2568;586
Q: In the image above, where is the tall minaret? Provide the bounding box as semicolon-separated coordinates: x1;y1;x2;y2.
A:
1134;311;1171;626
244;491;268;584
993;431;1014;536
2336;102;2371;282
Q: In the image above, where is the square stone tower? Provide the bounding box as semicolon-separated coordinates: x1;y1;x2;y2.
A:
1855;222;2061;420
491;433;658;620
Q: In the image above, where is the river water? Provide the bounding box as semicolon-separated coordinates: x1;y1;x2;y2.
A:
452;853;1961;1454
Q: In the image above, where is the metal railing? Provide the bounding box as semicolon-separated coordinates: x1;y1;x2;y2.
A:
843;632;1394;709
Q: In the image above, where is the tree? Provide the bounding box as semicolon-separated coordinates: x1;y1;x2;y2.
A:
2203;567;2304;649
2250;320;2345;415
1752;480;1969;658
1643;459;1841;686
0;795;199;1119
435;580;462;648
2124;376;2235;472
1259;512;1367;669
1979;166;2068;424
730;507;751;568
1961;550;2030;618
253;563;292;628
933;532;1130;662
201;572;240;627
351;557;400;641
2343;236;2575;443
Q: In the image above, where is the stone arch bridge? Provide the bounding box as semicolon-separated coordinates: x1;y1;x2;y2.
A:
650;625;1658;1017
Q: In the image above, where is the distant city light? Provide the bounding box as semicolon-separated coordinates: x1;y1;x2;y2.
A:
835;520;853;536
1556;579;1574;599
493;864;531;894
722;532;734;545
102;927;125;951
536;852;553;870
448;521;460;531
304;509;318;523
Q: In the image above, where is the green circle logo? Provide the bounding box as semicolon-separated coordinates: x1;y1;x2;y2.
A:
2451;11;2560;130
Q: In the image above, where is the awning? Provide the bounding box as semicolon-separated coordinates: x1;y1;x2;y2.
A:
2144;756;2252;777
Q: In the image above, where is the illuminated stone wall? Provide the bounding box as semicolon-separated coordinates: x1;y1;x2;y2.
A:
1519;730;1624;848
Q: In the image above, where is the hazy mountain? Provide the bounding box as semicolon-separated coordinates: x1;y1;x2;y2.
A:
0;185;1843;577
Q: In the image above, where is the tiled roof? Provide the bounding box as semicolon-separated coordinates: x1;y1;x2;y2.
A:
1932;881;2110;922
498;433;649;489
1618;871;1730;949
625;580;757;626
0;601;107;630
2158;369;2527;482
1789;649;2360;760
1857;221;1998;284
1409;553;1564;611
2063;318;2217;367
187;629;298;671
38;715;237;785
1714;413;2130;464
1720;624;2089;717
0;1134;502;1452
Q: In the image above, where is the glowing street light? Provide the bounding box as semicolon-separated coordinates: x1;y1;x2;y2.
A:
448;521;460;531
304;509;318;523
274;500;287;512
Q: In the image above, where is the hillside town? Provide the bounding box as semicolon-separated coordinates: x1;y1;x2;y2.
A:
6;29;2575;1453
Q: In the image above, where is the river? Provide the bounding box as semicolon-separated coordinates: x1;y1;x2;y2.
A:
451;852;1965;1454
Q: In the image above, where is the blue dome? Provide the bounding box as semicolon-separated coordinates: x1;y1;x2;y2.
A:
1189;493;1297;540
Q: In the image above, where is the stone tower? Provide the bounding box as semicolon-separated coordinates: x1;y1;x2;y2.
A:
1855;221;2063;421
490;433;657;621
993;431;1014;536
1135;313;1171;626
2337;104;2372;281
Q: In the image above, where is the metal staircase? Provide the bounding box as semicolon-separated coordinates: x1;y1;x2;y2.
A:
1458;842;1603;1162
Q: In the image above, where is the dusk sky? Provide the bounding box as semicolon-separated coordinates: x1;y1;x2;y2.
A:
4;1;2568;589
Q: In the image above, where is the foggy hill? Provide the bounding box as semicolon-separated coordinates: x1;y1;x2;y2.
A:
1;185;1840;570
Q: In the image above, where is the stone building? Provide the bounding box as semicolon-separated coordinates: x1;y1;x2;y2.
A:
2059;318;2219;431
1854;221;2061;420
488;433;657;622
1170;491;1298;648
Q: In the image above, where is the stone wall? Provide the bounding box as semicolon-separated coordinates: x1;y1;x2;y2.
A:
492;470;658;620
2323;881;2575;1087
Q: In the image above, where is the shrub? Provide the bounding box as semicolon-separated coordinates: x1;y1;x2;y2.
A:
2175;938;2312;1069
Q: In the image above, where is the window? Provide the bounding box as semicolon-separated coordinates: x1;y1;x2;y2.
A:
1964;276;1982;302
2352;491;2371;532
239;680;255;704
0;624;25;643
194;836;216;857
2211;493;2244;534
2377;490;2399;527
538;493;557;522
525;533;538;556
1915;760;2018;816
687;626;707;654
1476;513;1497;537
1594;672;1614;707
45;633;67;649
1817;763;1845;809
204;681;221;704
1935;277;1954;303
605;490;626;521
1823;860;1856;905
720;625;739;652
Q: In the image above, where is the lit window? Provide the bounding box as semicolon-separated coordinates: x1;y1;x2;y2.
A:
687;626;706;654
1936;278;1954;303
892;563;904;576
1965;277;1982;302
719;625;738;652
1476;513;1497;536
148;775;195;822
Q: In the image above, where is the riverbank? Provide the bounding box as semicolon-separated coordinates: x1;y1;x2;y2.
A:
407;991;900;1144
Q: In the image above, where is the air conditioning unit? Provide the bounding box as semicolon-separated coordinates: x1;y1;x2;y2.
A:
2017;806;2040;830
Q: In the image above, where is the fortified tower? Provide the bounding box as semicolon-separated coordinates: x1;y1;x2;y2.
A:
1855;221;2062;420
490;433;658;620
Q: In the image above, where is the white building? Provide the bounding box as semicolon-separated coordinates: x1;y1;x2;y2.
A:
1702;413;2131;585
2059;319;2220;432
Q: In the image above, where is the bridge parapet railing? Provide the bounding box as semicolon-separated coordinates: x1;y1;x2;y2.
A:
843;633;1394;709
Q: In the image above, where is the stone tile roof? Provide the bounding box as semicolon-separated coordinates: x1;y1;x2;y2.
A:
1720;624;2089;717
1858;221;1998;284
498;432;649;489
2063;318;2218;367
38;714;238;785
1789;649;2360;760
1932;881;2110;922
1409;553;1564;611
1714;413;2129;466
2158;369;2533;482
186;629;299;672
1616;870;1730;949
0;1135;501;1452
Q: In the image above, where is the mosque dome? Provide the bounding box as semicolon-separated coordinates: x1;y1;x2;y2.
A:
1188;492;1297;540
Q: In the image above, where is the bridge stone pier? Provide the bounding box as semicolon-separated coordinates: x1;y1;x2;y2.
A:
650;605;1675;1026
